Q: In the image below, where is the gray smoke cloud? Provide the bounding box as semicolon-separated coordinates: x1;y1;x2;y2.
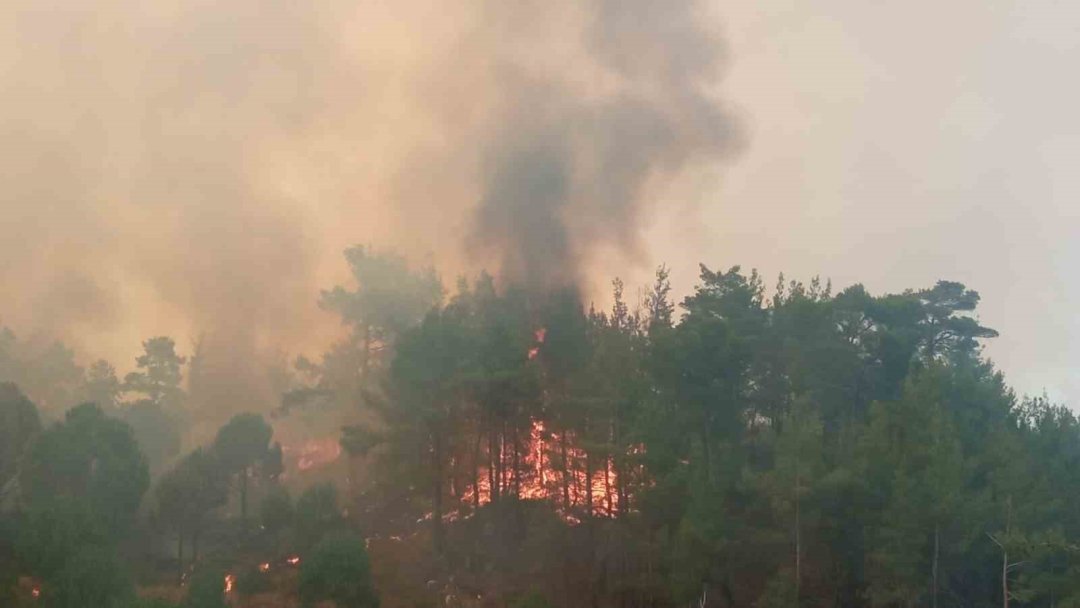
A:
468;0;742;289
0;0;740;401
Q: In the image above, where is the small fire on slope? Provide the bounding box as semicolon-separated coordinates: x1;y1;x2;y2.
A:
461;418;623;520
282;437;342;472
527;327;546;360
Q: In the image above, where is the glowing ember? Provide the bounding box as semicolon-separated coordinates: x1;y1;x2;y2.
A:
259;562;270;572
283;437;342;472
527;327;547;360
32;587;40;598
224;574;235;593
286;556;301;565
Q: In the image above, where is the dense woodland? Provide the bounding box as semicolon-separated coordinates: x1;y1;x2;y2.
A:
3;247;1080;608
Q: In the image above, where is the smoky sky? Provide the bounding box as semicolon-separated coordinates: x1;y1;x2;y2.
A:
3;0;1076;408
0;0;739;378
468;0;740;290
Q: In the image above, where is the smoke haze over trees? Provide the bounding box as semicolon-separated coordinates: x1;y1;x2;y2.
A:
5;252;1080;606
2;0;1079;606
0;0;742;410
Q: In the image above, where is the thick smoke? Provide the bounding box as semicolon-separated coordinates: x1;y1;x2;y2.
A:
469;0;742;289
0;0;740;400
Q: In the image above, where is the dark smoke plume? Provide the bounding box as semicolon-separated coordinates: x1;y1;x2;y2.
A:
468;0;742;290
0;0;741;401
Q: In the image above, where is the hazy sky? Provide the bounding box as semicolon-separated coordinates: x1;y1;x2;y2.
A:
1;1;1076;406
676;1;1079;406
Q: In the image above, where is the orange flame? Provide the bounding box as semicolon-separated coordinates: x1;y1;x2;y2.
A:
286;556;301;566
283;437;342;472
259;562;270;572
460;418;622;521
527;327;547;360
224;574;235;594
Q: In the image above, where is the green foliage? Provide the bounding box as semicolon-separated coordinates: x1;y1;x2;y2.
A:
127;599;181;608
0;382;40;486
80;359;122;411
20;402;149;536
330;264;1055;606
0;330;84;416
154;448;228;540
211;413;275;518
234;564;271;597
119;399;181;473
47;546;136;608
123;337;186;408
295;482;343;544
10;257;1063;606
14;500;110;578
298;534;379;608
510;589;554;608
212;413;273;473
754;569;797;608
0;513;19;605
183;565;226;608
319;245;443;345
259;485;294;534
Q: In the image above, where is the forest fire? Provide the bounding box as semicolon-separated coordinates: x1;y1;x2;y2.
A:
460;418;622;520
283;437;342;472
224;574;235;594
527;327;546;360
447;325;629;521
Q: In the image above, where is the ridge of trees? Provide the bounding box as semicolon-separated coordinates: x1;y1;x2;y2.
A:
2;249;1080;607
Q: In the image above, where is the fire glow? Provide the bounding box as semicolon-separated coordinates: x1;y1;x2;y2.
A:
527;327;546;360
283;437;342;472
460;419;623;519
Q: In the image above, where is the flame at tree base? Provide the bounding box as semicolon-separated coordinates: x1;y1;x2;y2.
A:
458;419;628;521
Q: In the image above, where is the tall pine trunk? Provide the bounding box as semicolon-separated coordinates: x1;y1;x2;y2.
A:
177;533;184;584
472;427;482;509
795;461;801;607
512;425;521;500
239;467;248;520
584;417;593;518
489;424;499;505
192;529;200;564
433;429;444;554
560;431;572;510
932;524;940;608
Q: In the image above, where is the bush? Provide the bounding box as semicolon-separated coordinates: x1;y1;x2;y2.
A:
511;590;554;608
295;483;343;547
128;599;181;608
299;534;379;608
48;546;136;608
260;485;293;534
235;564;271;597
183;564;226;608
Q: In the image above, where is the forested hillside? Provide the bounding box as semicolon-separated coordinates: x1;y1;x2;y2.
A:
3;251;1079;607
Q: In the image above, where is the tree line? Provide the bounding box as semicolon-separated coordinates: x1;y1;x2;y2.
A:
304;248;1080;607
3;245;1080;607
